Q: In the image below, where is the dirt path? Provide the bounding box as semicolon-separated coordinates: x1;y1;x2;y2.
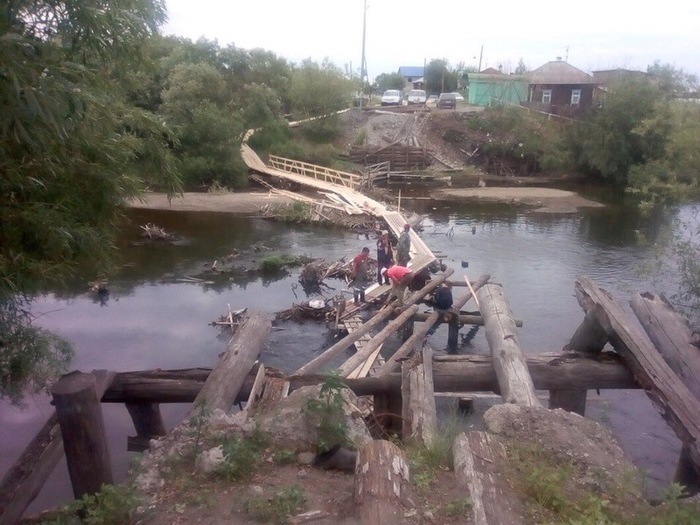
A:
129;191;294;214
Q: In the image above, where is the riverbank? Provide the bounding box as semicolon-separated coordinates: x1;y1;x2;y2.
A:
129;187;603;215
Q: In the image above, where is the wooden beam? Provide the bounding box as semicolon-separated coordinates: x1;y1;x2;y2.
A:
401;347;438;446
477;284;541;407
294;269;453;376
574;276;700;467
189;312;271;416
411;311;523;327
376;274;491;376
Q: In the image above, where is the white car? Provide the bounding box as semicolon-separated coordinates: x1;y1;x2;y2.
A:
407;89;427;104
451;92;465;101
380;89;402;106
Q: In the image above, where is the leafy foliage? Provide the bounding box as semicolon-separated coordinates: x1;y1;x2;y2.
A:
0;297;73;403
1;0;180;400
425;59;458;94
288;59;354;120
304;375;349;453
244;485;306;524
374;72;406;92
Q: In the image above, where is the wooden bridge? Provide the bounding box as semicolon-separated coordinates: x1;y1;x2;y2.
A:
4;135;700;524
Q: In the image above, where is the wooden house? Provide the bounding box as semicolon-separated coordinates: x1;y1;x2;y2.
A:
526;59;598;114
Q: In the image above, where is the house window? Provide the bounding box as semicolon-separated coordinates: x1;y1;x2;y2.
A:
571;89;581;105
542;90;552;104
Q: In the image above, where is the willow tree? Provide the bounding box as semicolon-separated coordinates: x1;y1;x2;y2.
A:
0;0;180;401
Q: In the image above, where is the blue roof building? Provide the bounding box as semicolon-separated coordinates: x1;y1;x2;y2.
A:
398;66;424;82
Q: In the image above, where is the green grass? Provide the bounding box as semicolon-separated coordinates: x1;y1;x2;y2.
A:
244;485;307;524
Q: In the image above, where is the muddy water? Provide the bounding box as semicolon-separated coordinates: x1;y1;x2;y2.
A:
0;201;693;515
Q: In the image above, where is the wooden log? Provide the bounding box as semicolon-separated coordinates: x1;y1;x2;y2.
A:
339;306;419;377
353;440;410;524
630;292;700;399
51;372;114;499
188;312;271;416
101;352;636;406
477;284;540;407
240;364;267;421
630;291;700;490
448;314;459;350
0;415;63;525
401;347;437;446
411;311;523;327
453;431;524;525
574;276;700;467
294;269;453;375
376;274;491;377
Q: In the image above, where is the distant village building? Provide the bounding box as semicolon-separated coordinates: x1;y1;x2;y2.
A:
526;59;598;114
398;66;425;90
467;71;528;106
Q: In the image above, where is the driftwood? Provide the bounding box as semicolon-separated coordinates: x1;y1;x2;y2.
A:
574;276;700;468
453;431;524;525
189;312;271;416
139;223;174;240
353;440;410;524
401;347;437;445
477;284;541;407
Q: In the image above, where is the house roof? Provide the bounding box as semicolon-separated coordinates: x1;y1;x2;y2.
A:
529;60;596;85
398;66;424;78
480;67;502;75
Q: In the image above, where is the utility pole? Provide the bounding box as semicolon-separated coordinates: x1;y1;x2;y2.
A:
360;0;368;107
478;45;483;72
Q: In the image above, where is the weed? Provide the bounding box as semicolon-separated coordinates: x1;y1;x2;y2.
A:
214;431;270;481
260;254;305;273
244;485;307;524
352;128;368;146
444;496;472;517
47;483;139;525
272;448;297;465
189;401;211;459
304;374;348;453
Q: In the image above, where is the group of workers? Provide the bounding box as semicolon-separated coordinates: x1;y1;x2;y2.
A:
349;223;453;313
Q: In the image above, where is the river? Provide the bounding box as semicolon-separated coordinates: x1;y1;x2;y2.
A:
1;196;695;516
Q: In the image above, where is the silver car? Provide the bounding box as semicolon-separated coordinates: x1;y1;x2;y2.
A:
380;89;402;106
407;89;427;104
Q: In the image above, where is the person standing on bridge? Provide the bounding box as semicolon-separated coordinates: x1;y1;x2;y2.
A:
376;230;393;285
350;247;370;303
397;223;412;267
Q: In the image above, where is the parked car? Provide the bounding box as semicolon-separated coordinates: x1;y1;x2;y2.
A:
426;94;438;106
407;89;427;104
380;89;402;106
437;93;457;109
450;92;465;101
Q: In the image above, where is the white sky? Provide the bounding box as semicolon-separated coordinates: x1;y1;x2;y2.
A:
163;0;700;80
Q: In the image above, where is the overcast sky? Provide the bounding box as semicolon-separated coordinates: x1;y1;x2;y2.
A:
163;0;700;80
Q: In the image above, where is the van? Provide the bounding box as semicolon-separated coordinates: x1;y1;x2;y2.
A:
407;89;427;104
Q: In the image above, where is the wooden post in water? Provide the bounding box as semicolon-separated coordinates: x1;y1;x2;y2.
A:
401;347;437;446
51;372;113;499
125;402;167;452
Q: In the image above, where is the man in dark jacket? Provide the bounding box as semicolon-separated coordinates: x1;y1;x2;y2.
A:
376;230;393;285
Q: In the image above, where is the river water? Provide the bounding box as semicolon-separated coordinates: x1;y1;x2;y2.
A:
1;196;695;515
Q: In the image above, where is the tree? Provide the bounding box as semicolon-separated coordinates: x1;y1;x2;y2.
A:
0;0;180;401
374;72;406;92
570;78;668;185
647;61;698;100
515;58;529;75
425;59;458;93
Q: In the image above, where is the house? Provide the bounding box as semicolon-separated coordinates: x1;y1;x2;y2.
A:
398;66;424;89
526;59;597;113
467;73;528;106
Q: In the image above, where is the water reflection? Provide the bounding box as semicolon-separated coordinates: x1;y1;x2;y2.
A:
1;200;693;516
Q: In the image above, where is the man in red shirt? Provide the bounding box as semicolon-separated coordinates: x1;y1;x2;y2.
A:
381;265;413;306
350;247;371;303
